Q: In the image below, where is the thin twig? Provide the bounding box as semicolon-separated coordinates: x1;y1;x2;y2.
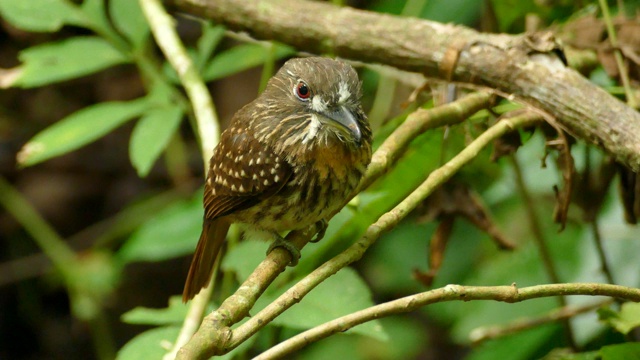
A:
509;155;576;348
256;284;637;359
470;299;613;344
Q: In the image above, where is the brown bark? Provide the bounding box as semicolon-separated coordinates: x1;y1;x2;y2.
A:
167;0;640;171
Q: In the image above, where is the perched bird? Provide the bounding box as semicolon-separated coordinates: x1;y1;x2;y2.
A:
183;57;372;301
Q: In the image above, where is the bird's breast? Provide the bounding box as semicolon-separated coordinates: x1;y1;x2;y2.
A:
230;143;369;232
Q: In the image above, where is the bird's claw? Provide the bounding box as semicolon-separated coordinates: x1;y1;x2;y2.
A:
267;235;300;266
310;219;328;243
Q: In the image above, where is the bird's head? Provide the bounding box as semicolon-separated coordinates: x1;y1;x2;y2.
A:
254;57;370;150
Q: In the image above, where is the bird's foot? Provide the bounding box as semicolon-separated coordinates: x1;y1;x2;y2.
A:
310;219;328;243
267;234;300;266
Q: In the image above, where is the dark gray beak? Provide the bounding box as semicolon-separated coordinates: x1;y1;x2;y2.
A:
323;106;362;144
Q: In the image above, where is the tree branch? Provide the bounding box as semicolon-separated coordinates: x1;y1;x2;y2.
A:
167;0;640;171
256;284;639;359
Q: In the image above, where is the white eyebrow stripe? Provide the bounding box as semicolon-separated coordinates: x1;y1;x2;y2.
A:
338;81;350;104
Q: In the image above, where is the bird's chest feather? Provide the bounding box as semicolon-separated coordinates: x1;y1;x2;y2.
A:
231;141;368;231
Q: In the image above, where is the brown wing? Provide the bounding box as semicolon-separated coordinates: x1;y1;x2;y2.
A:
183;131;292;301
203;131;293;220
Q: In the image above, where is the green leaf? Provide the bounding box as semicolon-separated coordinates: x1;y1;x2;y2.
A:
117;190;202;264
121;297;189;326
18;98;150;166
256;268;388;341
109;0;149;48
129;105;183;177
0;0;85;32
116;326;179;360
421;0;483;26
13;36;130;88
117;323;255;360
598;303;640;335
222;239;268;281
195;24;226;71
600;343;640;360
80;0;114;36
466;326;559;360
202;43;295;82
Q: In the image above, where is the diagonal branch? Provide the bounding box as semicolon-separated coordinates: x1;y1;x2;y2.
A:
167;0;640;171
255;284;640;359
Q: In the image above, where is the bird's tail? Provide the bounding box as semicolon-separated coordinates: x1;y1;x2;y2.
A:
182;218;231;302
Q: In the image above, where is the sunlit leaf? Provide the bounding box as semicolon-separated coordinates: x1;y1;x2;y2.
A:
109;0;149;48
195;24;226;71
18;98;150;166
14;36;130;88
0;0;85;32
116;326;179;360
80;0;113;35
600;343;640;360
598;302;640;335
255;268;388;341
222;239;268;281
121;297;189;326
466;326;559;360
129;104;183;177
202;43;295;82
117;190;202;264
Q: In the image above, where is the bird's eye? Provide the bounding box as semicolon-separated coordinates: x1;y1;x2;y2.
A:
295;81;311;100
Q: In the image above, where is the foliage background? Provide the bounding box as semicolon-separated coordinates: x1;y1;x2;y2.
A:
1;0;640;359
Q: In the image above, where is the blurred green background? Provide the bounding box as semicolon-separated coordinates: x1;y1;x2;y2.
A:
1;0;640;359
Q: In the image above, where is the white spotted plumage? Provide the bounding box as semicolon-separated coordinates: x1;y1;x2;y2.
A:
185;57;372;301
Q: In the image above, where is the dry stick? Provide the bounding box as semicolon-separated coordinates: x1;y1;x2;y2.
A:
256;284;639;359
168;0;640;171
229;111;543;352
176;92;497;359
469;299;614;345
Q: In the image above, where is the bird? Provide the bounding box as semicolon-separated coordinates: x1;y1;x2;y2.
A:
182;57;372;301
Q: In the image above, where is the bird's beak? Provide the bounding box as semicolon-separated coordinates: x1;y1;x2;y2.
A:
323;106;362;144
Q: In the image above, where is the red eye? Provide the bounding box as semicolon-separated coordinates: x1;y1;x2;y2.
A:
295;81;311;100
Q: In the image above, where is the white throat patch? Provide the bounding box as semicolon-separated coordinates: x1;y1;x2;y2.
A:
302;114;322;144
